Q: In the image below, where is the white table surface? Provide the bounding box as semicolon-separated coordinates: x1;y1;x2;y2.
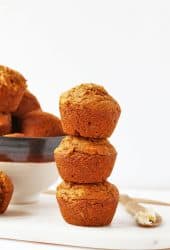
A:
0;188;170;250
0;239;84;250
1;239;166;250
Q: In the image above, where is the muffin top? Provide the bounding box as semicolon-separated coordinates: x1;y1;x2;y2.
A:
54;135;116;156
60;83;120;107
57;181;119;201
0;65;27;91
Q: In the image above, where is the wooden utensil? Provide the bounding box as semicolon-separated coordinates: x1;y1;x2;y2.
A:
129;196;170;206
120;194;162;227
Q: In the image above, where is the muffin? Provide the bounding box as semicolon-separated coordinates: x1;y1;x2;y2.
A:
13;90;41;117
57;181;119;226
54;136;117;183
0;171;14;213
0;113;12;136
0;65;27;112
60;83;121;138
20;110;64;137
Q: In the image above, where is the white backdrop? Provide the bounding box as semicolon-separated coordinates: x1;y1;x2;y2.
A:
0;0;170;189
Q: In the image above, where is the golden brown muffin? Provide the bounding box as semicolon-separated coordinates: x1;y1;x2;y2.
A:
0;113;12;136
20;110;64;137
54;136;117;183
0;65;27;112
57;181;119;226
60;83;121;138
0;171;14;213
13;90;41;117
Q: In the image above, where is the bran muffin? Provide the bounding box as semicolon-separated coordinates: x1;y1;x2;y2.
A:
57;181;119;226
0;65;27;112
0;171;14;213
0;113;12;136
54;136;117;183
20;110;64;137
13;90;41;117
59;83;121;138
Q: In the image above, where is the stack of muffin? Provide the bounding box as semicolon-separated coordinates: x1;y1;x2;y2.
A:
55;84;121;226
0;65;63;137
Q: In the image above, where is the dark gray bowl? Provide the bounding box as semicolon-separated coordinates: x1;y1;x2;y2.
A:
0;136;63;163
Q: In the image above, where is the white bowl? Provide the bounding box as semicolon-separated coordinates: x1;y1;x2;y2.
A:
0;161;58;204
0;136;63;204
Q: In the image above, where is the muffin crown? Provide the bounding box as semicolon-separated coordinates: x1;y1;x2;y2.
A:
60;83;117;105
57;181;119;201
54;135;116;156
0;65;27;91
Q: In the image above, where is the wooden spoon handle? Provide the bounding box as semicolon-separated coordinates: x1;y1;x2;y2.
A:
120;195;146;215
132;197;170;206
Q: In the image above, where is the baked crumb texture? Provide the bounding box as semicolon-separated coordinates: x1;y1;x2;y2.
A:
0;171;14;214
60;83;121;138
57;181;119;226
0;65;27;112
54;136;117;183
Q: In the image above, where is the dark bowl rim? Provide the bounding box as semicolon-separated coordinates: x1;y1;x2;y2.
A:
0;135;64;162
0;135;64;141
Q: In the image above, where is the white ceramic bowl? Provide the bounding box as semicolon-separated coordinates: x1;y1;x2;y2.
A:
0;161;58;204
0;136;63;204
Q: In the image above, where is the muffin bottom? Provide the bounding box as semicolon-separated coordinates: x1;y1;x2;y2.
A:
57;197;118;226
